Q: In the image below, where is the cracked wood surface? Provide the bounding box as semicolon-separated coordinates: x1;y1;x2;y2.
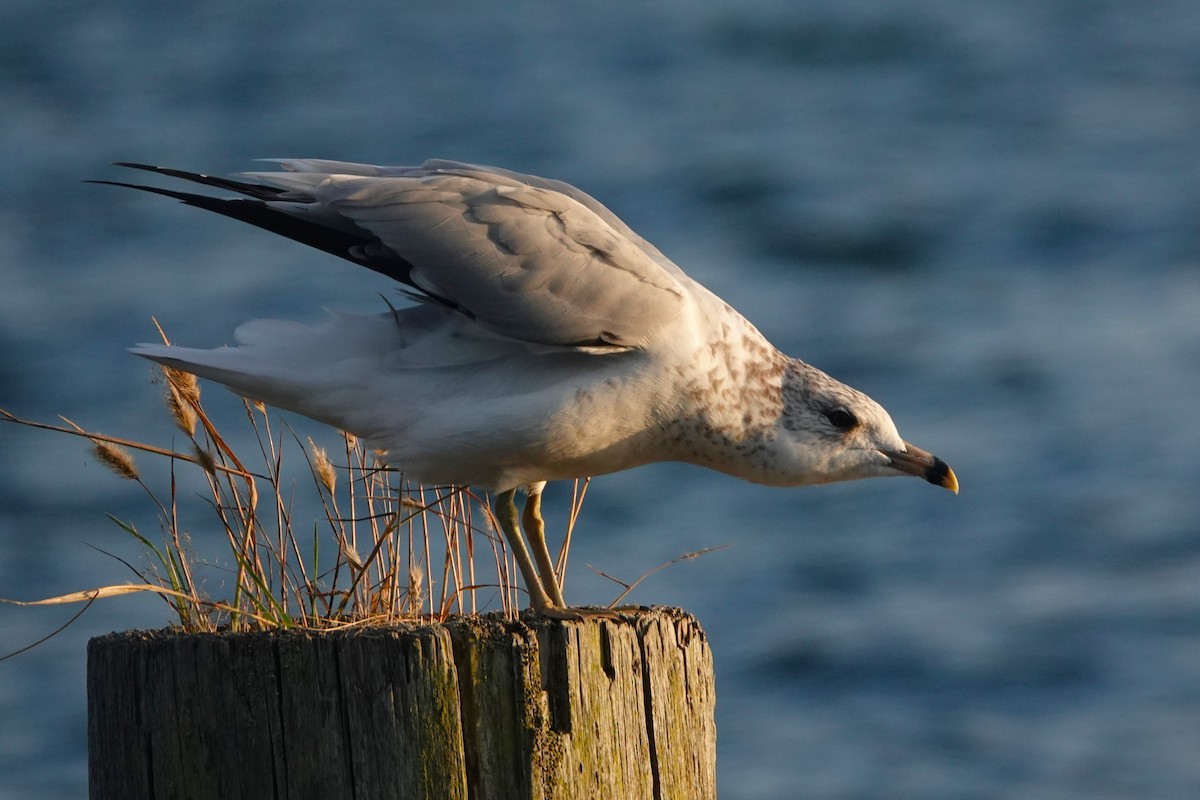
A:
87;607;715;800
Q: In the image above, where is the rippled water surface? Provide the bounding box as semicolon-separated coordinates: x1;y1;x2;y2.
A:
2;3;1199;798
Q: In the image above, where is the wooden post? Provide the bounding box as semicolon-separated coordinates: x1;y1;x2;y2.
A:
87;607;716;800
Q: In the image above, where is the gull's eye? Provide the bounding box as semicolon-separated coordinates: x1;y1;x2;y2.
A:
824;407;859;432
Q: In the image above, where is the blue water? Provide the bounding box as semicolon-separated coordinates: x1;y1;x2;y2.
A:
3;2;1199;797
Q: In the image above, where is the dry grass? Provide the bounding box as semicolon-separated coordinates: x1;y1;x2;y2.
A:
0;359;592;633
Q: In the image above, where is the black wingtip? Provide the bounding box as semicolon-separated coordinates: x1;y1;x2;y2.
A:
103;162;288;200
90;161;417;286
111;161;162;172
86;179;213;205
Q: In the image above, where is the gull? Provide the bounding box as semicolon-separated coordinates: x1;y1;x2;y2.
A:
100;159;958;617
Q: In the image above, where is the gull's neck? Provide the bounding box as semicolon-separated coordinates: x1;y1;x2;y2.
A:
660;308;799;480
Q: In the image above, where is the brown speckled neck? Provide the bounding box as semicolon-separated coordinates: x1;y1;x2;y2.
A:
661;317;796;477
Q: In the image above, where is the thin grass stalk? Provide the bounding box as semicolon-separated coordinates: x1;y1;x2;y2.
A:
373;467;393;614
210;462;265;628
105;515;198;628
308;524;321;623
300;429;350;616
361;457;385;610
254;407;290;614
454;490;477;614
264;414;300;614
119;443;196;621
0;408;257;482
410;488;424;617
458;493;472;613
222;404;269;612
356;448;378;617
440;490;455;616
338;507;401;619
435;490;456;616
410;483;423;616
343;432;361;605
557;477;591;588
479;495;514;618
388;475;405;615
165;458;203;627
380;468;404;616
448;491;465;616
194;401;260;627
425;491;440;618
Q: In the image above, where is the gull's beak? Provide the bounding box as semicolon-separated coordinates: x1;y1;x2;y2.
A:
881;442;959;494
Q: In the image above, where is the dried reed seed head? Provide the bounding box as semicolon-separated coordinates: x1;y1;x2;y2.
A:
165;384;197;437
308;437;337;494
92;439;140;481
341;430;358;448
158;366;200;436
162;365;200;406
340;538;364;570
252;399;266;414
192;443;216;476
407;564;424;602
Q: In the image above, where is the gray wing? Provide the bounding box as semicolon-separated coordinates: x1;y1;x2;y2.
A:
271;158;686;281
115;160;688;350
330;173;685;348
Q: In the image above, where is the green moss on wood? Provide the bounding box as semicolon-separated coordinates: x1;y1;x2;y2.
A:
89;608;715;800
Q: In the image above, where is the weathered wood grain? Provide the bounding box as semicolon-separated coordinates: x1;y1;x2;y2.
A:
88;607;715;800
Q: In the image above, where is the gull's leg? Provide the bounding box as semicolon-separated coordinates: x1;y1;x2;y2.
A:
496;487;623;620
521;482;566;608
494;489;554;613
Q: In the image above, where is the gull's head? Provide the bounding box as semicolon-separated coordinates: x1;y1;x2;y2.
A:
774;362;958;493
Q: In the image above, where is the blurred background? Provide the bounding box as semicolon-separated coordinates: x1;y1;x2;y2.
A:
2;1;1198;798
